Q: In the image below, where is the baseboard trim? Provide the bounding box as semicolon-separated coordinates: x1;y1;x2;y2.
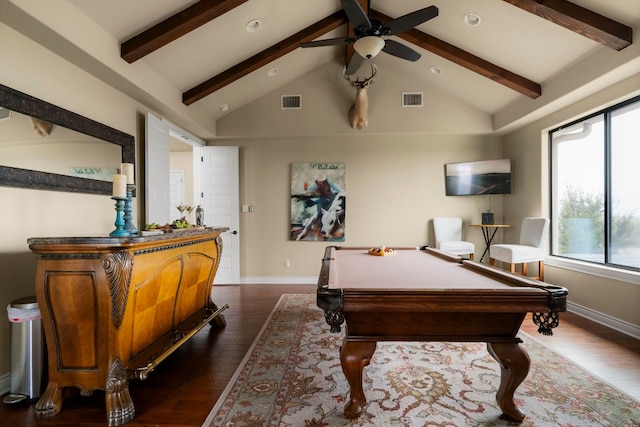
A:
239;276;317;284
0;372;10;396
568;301;640;340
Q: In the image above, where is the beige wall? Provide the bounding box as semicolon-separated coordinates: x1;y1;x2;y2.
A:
214;134;503;278
502;73;640;327
0;23;143;377
217;58;494;137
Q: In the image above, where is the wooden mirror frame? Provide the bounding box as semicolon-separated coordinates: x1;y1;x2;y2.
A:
0;83;135;195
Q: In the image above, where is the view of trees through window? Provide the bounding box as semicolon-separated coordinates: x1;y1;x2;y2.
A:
551;96;640;271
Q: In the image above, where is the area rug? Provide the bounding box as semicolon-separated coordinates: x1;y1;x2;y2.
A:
203;294;640;426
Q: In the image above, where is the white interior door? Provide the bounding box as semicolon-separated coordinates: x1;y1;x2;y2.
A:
169;170;185;218
145;112;170;224
201;146;240;284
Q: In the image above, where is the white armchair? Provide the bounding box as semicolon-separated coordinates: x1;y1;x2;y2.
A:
433;217;475;259
490;217;549;280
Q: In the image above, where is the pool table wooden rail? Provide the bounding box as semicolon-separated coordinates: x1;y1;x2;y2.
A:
336;292;555;344
317;245;567;335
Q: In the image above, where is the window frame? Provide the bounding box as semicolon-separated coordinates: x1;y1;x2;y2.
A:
549;95;640;275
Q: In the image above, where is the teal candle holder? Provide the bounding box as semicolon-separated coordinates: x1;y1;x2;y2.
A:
124;185;138;235
110;197;130;237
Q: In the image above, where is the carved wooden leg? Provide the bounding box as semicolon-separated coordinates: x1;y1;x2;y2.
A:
105;359;135;426
210;314;227;327
324;307;345;333
487;342;530;423
35;382;62;418
208;302;228;328
341;340;377;419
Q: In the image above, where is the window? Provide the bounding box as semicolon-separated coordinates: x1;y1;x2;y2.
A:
550;96;640;271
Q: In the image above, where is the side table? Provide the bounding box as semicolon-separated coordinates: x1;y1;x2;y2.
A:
469;224;510;263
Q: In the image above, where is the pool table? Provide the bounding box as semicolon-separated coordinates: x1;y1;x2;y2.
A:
316;246;568;422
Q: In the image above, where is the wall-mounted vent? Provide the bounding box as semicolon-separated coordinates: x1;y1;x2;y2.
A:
402;92;423;107
0;107;11;121
281;95;302;109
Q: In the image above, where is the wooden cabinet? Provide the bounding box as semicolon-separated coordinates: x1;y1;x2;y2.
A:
28;228;228;425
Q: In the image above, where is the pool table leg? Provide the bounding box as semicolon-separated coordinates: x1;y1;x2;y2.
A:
340;339;377;419
487;342;530;423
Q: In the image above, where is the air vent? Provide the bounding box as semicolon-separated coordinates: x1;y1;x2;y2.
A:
281;95;302;110
0;107;11;121
402;92;423;107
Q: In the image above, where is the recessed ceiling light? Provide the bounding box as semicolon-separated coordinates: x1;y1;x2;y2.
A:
430;66;443;75
464;13;481;26
267;67;279;77
219;104;229;112
245;19;261;32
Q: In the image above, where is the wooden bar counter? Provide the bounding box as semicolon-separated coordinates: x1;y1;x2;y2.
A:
27;228;228;426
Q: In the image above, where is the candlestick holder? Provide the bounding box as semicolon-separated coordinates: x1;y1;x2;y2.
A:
110;197;130;237
124;184;138;235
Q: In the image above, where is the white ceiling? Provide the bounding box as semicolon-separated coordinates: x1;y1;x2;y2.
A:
4;0;640;139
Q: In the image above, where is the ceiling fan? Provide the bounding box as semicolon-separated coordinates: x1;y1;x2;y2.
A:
300;0;438;74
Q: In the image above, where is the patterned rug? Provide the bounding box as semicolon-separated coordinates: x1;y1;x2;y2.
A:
203;294;640;426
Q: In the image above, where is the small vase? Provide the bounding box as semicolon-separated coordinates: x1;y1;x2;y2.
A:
196;205;204;226
482;212;494;225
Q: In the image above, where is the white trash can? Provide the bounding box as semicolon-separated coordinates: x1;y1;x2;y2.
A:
3;296;45;405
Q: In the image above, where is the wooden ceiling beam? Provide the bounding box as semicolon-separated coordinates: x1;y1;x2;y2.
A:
124;0;629;104
121;0;249;63
183;11;348;106
369;10;542;99
502;0;632;51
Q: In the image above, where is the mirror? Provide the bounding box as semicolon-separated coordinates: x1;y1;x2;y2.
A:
0;83;134;195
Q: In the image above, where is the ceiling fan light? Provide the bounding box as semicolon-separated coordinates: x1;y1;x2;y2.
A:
353;36;385;59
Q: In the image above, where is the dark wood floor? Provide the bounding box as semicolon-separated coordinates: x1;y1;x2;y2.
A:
1;284;638;426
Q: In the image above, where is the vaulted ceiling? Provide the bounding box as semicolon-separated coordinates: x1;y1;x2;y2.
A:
2;0;639;138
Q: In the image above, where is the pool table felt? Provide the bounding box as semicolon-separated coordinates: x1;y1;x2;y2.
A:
325;246;547;293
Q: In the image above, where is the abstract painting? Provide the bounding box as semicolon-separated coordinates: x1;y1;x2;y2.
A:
290;162;346;241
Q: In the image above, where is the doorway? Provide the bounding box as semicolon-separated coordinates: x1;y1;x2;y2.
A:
144;113;240;283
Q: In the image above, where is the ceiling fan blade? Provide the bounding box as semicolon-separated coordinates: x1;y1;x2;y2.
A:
300;37;354;48
382;39;421;61
345;53;364;75
385;5;438;35
340;0;371;30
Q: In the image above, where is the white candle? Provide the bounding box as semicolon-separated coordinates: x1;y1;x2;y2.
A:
121;163;135;185
112;174;127;198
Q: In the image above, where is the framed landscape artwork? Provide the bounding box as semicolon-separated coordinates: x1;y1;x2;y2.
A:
290;162;346;241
